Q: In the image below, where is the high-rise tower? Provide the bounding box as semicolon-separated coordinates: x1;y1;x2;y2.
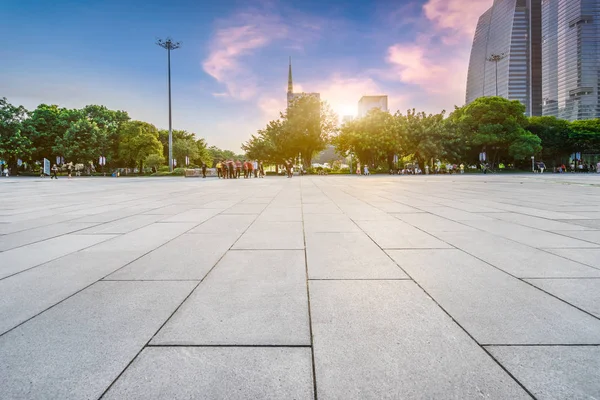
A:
542;0;600;120
466;0;543;116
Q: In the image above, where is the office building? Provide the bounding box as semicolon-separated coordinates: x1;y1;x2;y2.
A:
357;95;388;118
541;0;600;120
466;0;542;116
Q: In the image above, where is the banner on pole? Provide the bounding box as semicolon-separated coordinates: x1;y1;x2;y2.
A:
43;158;50;176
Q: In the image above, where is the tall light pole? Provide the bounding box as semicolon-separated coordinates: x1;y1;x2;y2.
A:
156;37;181;172
487;53;507;97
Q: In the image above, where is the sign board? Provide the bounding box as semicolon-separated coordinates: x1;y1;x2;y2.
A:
43;158;50;176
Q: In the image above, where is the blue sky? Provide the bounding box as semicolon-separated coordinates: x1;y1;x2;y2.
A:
1;0;493;151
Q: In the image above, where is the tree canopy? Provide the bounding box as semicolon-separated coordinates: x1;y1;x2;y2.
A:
0;97;238;173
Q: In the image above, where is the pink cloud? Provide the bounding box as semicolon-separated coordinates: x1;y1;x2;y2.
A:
423;0;493;42
202;9;321;101
379;0;493;110
202;14;288;100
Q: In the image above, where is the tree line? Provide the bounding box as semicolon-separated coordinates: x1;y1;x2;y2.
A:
244;95;600;172
0;97;240;173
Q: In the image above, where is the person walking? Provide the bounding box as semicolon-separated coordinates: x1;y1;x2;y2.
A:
259;162;265;178
202;163;207;178
51;164;58;179
364;165;370;176
460;163;465;174
252;160;258;178
216;161;222;178
67;163;72;179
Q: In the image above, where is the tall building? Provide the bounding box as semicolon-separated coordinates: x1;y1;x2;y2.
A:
357;95;388;118
287;57;320;108
542;0;600;120
466;0;542;116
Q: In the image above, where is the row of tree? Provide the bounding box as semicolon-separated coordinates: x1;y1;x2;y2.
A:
0;97;239;173
243;95;600;171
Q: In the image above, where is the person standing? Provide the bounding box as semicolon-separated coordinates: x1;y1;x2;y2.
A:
259;162;265;178
364;165;369;176
253;160;258;178
51;164;58;179
67;163;72;179
460;163;465;174
235;160;242;178
216;161;222;178
202;163;207;178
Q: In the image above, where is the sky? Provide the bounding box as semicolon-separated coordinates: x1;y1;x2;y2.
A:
1;0;493;151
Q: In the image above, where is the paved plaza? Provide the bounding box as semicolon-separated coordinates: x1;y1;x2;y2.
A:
1;174;600;399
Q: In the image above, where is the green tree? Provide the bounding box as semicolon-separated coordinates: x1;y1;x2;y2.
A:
333;109;397;169
0;98;31;169
508;132;542;162
82;105;129;166
118;121;163;172
145;153;165;171
22;104;64;162
450;97;530;167
173;138;199;166
53;119;101;163
570;119;600;153
284;95;338;167
396;109;448;170
526;116;573;164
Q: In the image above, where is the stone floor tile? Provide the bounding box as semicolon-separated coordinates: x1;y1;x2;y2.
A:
387;249;600;344
310;280;530;399
0;281;196;400
306;232;408;279
487;346;600;400
152;250;310;345
103;347;314;399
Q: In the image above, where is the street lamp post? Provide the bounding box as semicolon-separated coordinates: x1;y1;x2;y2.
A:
487;53;507;97
156;37;182;172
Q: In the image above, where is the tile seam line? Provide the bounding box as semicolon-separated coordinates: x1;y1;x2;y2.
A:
377;184;597;229
0;213;220;337
374;194;600;324
146;344;313;348
97;185;284;399
301;177;319;400
481;343;600;347
0;203;182;281
322;182;537;400
0;194;173;250
382;193;600;273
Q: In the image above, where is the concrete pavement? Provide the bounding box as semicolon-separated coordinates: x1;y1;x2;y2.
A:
1;174;599;399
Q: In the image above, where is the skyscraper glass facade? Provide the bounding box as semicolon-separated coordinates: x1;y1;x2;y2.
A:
542;0;600;120
466;0;543;116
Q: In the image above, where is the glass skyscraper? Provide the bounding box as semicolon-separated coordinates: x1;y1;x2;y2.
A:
466;0;542;116
542;0;600;120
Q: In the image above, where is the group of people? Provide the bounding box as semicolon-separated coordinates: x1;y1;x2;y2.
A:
216;160;265;179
